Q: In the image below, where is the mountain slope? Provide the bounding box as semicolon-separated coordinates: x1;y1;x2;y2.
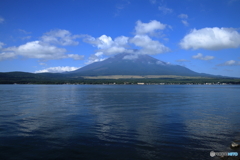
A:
0;54;238;84
71;53;205;77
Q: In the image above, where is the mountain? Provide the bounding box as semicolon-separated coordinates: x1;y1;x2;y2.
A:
1;53;239;84
70;53;209;77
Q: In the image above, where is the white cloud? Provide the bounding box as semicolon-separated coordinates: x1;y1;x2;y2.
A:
132;20;170;55
88;35;129;50
5;41;66;59
135;20;166;35
2;41;83;60
18;29;32;40
114;36;129;46
158;6;173;14
0;30;84;61
86;52;106;64
130;35;170;55
82;20;170;56
18;29;31;34
95;52;103;57
192;53;215;60
35;66;80;73
83;35;131;55
97;35;114;48
178;14;188;19
0;42;5;49
178;14;189;26
218;60;240;66
181;20;189;26
156;60;169;65
100;46;128;55
39;62;46;66
180;27;240;50
67;54;84;60
0;43;16;61
123;54;138;60
0;52;16;61
41;29;80;46
0;17;4;23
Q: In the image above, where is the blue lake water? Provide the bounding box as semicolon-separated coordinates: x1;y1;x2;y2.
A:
0;85;240;160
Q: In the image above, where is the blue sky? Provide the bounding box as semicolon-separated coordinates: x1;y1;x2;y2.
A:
0;0;240;77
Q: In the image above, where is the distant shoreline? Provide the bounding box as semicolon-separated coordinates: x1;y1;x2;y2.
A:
2;82;239;85
1;72;240;84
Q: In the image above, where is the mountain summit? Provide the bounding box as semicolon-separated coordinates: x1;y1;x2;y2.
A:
71;53;205;77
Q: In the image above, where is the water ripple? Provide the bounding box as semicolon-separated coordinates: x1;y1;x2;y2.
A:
0;85;240;160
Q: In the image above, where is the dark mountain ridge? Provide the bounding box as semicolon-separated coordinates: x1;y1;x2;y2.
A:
70;53;216;77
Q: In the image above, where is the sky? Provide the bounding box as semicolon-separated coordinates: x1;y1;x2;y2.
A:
0;0;240;77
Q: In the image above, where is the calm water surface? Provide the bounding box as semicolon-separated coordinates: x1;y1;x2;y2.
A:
0;85;240;160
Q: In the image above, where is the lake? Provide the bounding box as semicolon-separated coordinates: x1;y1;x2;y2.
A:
0;85;240;160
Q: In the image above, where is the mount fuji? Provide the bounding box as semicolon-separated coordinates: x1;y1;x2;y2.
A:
70;53;211;77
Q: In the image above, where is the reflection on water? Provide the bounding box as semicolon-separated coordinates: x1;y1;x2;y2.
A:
0;85;240;160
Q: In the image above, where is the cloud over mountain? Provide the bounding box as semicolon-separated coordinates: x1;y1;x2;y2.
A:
86;52;106;64
83;35;131;55
130;35;170;55
83;20;170;58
